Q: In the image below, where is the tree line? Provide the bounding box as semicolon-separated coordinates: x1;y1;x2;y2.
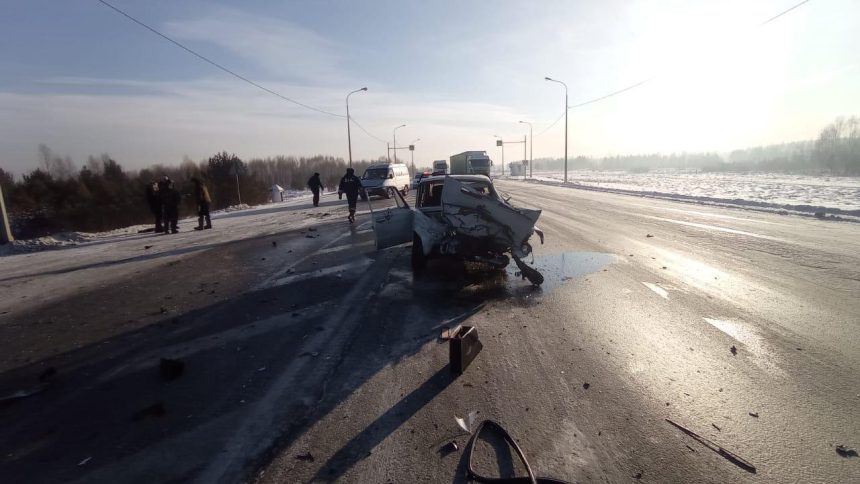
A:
0;148;385;240
528;116;860;175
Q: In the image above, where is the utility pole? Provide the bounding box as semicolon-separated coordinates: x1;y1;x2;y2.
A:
545;77;568;183
519;120;533;178
346;87;368;168
387;143;392;163
235;172;242;205
523;134;527;177
0;184;13;244
393;124;406;164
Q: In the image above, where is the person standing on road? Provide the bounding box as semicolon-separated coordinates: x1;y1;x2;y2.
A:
191;177;212;230
162;181;181;234
145;180;163;233
338;167;363;223
307;172;323;207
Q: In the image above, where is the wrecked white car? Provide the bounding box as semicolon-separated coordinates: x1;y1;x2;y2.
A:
369;175;545;285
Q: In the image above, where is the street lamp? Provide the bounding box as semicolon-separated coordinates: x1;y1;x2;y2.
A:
393;124;406;164
410;138;421;174
346;87;367;168
519;120;533;178
545;76;568;183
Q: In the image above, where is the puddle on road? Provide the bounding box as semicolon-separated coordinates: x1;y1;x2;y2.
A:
416;252;616;306
509;252;618;293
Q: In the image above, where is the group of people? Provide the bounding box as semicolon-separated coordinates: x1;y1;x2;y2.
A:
307;168;364;223
145;176;212;234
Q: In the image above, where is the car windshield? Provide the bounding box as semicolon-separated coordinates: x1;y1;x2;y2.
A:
469;158;490;167
363;168;389;179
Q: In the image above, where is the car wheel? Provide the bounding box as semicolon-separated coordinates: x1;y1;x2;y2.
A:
411;233;427;272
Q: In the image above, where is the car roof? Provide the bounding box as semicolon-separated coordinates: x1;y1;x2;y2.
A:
418;174;491;185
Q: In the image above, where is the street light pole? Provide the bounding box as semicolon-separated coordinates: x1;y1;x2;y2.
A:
410;138;421;175
545;77;568;184
393;124;406;164
493;135;505;176
0;183;13;244
519;120;533;178
346;87;368;168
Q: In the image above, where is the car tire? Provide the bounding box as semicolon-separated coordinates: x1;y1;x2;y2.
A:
411;233;427;272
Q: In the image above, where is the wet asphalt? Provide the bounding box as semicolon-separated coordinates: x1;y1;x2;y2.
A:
1;183;858;483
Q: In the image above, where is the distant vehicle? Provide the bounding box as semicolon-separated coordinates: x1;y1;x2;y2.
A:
432;159;448;174
360;163;411;200
411;170;431;189
449;151;493;177
369;174;545;285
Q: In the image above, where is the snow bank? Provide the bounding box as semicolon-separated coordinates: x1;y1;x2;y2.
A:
523;170;860;222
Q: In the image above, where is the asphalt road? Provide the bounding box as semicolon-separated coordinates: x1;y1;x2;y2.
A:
1;183;858;483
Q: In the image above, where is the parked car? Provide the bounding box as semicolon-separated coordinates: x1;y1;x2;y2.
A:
360;163;411;200
369;174;545;285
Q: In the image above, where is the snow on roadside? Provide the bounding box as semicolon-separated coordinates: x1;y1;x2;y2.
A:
516;171;860;222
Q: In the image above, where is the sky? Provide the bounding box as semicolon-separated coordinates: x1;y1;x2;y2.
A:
1;0;858;175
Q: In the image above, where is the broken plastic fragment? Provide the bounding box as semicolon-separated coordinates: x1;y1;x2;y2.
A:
455;410;478;434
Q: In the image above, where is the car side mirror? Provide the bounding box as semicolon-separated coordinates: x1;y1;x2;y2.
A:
389;173;394;179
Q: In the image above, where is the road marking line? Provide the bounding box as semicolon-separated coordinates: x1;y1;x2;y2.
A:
642;282;669;299
640;215;778;240
270;258;372;287
315;240;375;255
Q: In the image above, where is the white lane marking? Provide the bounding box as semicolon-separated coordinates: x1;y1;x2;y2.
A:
257;223;375;289
354;229;373;235
642;282;669;300
639;215;778;240
270;258;372;287
315;240;375;255
630;204;781;224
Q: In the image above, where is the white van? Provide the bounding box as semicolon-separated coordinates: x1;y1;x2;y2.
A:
360;163;411;199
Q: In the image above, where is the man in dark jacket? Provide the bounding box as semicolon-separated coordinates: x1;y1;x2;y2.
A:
338;167;363;223
191;177;212;230
162;181;181;234
145;181;163;232
307;172;323;207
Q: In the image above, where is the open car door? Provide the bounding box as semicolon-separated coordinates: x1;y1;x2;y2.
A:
370;187;414;250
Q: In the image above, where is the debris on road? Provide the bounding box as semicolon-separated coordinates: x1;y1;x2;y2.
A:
77;457;92;466
465;419;573;484
455;410;478;434
132;401;167;421
295;452;315;462
836;445;858;458
271;241;277;247
666;418;756;473
159;358;184;381
646;234;654;238
449;325;482;375
730;345;738;356
749;412;759;418
633;470;643;479
712;423;721;432
583;382;590;390
144;245;153;250
438;441;458;457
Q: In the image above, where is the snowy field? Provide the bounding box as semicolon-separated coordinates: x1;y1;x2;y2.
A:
522;170;860;219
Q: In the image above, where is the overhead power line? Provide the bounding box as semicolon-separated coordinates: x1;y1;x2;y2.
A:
534;0;812;136
96;0;344;118
349;116;387;144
